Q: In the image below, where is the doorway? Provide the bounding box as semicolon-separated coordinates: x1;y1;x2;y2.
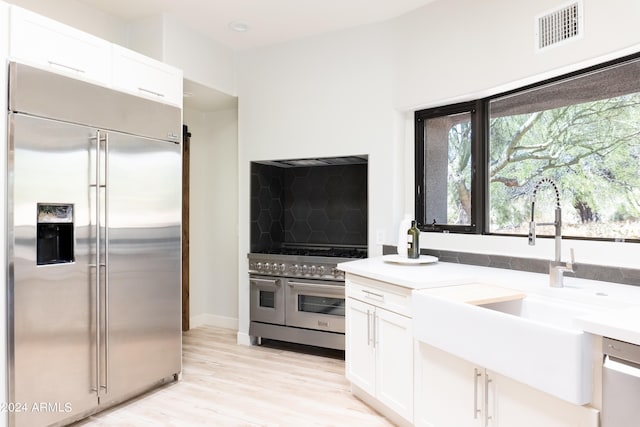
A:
182;124;191;331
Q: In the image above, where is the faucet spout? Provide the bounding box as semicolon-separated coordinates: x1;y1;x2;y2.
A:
528;178;573;287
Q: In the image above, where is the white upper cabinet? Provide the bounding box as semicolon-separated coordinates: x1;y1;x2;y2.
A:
112;45;183;107
7;5;182;107
9;6;111;86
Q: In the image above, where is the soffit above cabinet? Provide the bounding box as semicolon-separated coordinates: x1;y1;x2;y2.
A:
183;79;237;112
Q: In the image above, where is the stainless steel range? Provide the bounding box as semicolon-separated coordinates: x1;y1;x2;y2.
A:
248;245;366;350
249;157;368;349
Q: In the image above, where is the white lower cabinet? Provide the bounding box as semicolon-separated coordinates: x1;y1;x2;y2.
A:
346;275;413;426
376;307;413;419
415;342;599;427
346;297;376;392
415;341;481;427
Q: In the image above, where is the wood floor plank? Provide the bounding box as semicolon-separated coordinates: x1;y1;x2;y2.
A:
72;326;393;427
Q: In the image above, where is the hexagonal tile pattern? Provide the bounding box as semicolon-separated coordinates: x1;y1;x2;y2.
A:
250;163;285;252
250;161;368;251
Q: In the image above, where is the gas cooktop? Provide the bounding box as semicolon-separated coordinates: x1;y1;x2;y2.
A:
248;246;367;280
262;246;367;259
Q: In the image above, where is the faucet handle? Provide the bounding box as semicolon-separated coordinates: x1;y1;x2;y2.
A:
567;248;575;270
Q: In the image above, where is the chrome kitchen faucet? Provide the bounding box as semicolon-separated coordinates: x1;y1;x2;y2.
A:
528;178;574;287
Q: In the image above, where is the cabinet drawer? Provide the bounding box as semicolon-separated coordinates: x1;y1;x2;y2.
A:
9;6;111;85
112;45;183;106
346;274;412;317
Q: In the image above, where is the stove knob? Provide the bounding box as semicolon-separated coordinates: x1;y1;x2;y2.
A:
310;265;317;275
256;262;263;271
290;264;300;274
317;266;326;276
264;262;271;272
249;262;256;270
279;264;286;273
301;265;309;274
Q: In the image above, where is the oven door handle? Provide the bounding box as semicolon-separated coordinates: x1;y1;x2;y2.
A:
287;281;344;293
250;278;282;288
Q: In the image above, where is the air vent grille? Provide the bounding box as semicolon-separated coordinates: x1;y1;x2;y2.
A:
537;2;582;50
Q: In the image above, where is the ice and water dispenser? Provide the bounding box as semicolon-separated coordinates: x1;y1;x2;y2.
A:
36;204;74;265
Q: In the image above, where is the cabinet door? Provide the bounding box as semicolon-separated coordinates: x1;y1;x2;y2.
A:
415;342;481;427
346;298;375;394
9;6;111;85
112;45;183;106
490;370;599;427
376;308;413;423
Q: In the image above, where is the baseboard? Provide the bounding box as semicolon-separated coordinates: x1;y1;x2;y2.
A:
236;331;256;346
189;313;238;330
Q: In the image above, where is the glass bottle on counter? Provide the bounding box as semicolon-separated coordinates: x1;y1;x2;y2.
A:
407;220;420;259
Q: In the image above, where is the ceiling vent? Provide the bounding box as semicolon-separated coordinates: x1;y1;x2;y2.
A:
536;1;583;51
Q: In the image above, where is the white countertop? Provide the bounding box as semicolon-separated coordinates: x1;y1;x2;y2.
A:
339;255;640;345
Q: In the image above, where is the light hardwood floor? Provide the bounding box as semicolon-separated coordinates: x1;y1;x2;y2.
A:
73;326;393;426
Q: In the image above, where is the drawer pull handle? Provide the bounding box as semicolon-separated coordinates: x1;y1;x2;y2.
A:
484;373;493;426
366;310;372;345
362;290;384;301
138;87;165;98
48;60;85;74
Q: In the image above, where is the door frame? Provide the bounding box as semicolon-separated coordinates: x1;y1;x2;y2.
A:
182;124;191;331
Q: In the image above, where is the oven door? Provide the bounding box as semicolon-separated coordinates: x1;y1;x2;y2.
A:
250;276;285;325
285;279;345;333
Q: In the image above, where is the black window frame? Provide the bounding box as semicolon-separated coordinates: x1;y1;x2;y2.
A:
414;51;640;241
414;100;486;234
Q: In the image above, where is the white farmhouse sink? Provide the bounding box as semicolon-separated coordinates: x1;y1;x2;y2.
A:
412;287;609;405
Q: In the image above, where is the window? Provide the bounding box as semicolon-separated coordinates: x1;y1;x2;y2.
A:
415;102;484;233
415;53;640;242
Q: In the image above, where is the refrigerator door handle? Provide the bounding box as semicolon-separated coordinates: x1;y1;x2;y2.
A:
92;130;102;395
103;132;109;394
90;130;109;395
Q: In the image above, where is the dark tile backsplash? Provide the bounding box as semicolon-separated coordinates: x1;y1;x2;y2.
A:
251;162;367;252
383;245;640;287
251;163;285;251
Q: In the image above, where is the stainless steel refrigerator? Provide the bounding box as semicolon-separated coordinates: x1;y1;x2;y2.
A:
6;62;182;427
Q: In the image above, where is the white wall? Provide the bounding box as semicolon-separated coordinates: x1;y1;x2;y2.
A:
162;15;236;96
126;14;165;61
184;107;239;329
393;0;640;109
